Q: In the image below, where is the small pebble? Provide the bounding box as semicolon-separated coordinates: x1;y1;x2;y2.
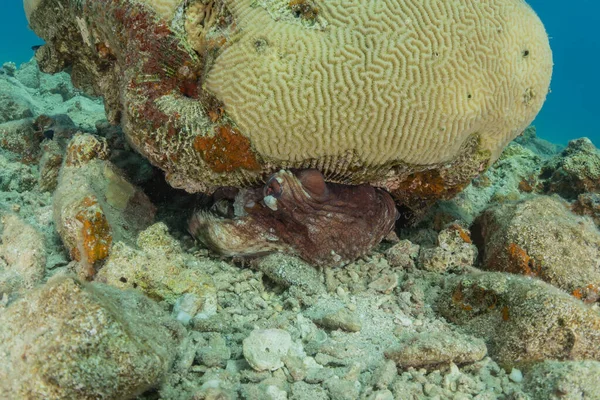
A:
243;329;292;371
509;368;523;383
314;308;362;332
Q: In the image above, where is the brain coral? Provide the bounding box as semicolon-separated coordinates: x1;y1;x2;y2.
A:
26;0;552;209
207;0;552;167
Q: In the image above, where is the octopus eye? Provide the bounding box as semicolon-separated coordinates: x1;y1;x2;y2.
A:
297;169;329;201
265;177;283;198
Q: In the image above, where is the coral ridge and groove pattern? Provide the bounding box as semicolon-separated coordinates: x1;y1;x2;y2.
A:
208;0;551;167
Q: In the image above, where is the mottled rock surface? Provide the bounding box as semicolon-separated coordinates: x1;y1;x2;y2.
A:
523;361;600;400
572;192;600;227
437;272;600;366
474;195;600;294
54;133;156;278
385;330;487;370
0;214;46;295
540;138;600;199
418;223;477;273
97;223;217;323
0;276;183;400
0;118;41;163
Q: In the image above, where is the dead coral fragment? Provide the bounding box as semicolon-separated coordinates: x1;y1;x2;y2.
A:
72;196;113;267
54;133;156;280
65;133;109;167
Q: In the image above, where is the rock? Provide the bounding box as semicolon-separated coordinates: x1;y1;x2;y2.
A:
368;273;398;294
437;272;600;366
243;329;292;372
508;368;523;383
384;330;487;370
539;138;600;199
240;378;289;400
291;382;328;400
572;192;600;227
0;118;42;163
0;80;35;123
282;353;311;382
514;125;562;157
431;142;542;225
312;307;362;333
384;240;420;269
0;153;37;192
474;195;600;295
0;214;46;295
38;139;63;192
370;359;398;390
173;293;206;325
418;223;477;273
2;62;16;77
252;253;325;295
53;133;156;278
324;376;361;400
196;334;231;368
0;276;183;399
96;223;217;317
14;59;41;89
523;361;600;400
367;390;395;400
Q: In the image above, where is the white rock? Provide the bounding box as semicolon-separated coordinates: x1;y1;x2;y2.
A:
509;368;523;383
368;390;394;400
173;293;200;325
266;385;288;400
243;329;292;371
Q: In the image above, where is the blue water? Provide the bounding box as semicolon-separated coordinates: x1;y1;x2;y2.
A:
0;3;39;68
527;0;600;146
1;1;598;146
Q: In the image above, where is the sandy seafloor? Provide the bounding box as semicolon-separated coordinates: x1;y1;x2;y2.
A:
0;59;599;400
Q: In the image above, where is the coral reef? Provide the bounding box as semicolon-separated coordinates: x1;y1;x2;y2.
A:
27;0;552;213
1;19;599;400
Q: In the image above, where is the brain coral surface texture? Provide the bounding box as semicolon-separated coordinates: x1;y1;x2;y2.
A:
26;0;552;199
205;0;553;167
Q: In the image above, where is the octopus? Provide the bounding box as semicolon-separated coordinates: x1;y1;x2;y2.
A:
189;169;399;266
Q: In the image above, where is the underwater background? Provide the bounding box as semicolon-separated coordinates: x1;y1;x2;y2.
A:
1;2;600;398
3;0;597;147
